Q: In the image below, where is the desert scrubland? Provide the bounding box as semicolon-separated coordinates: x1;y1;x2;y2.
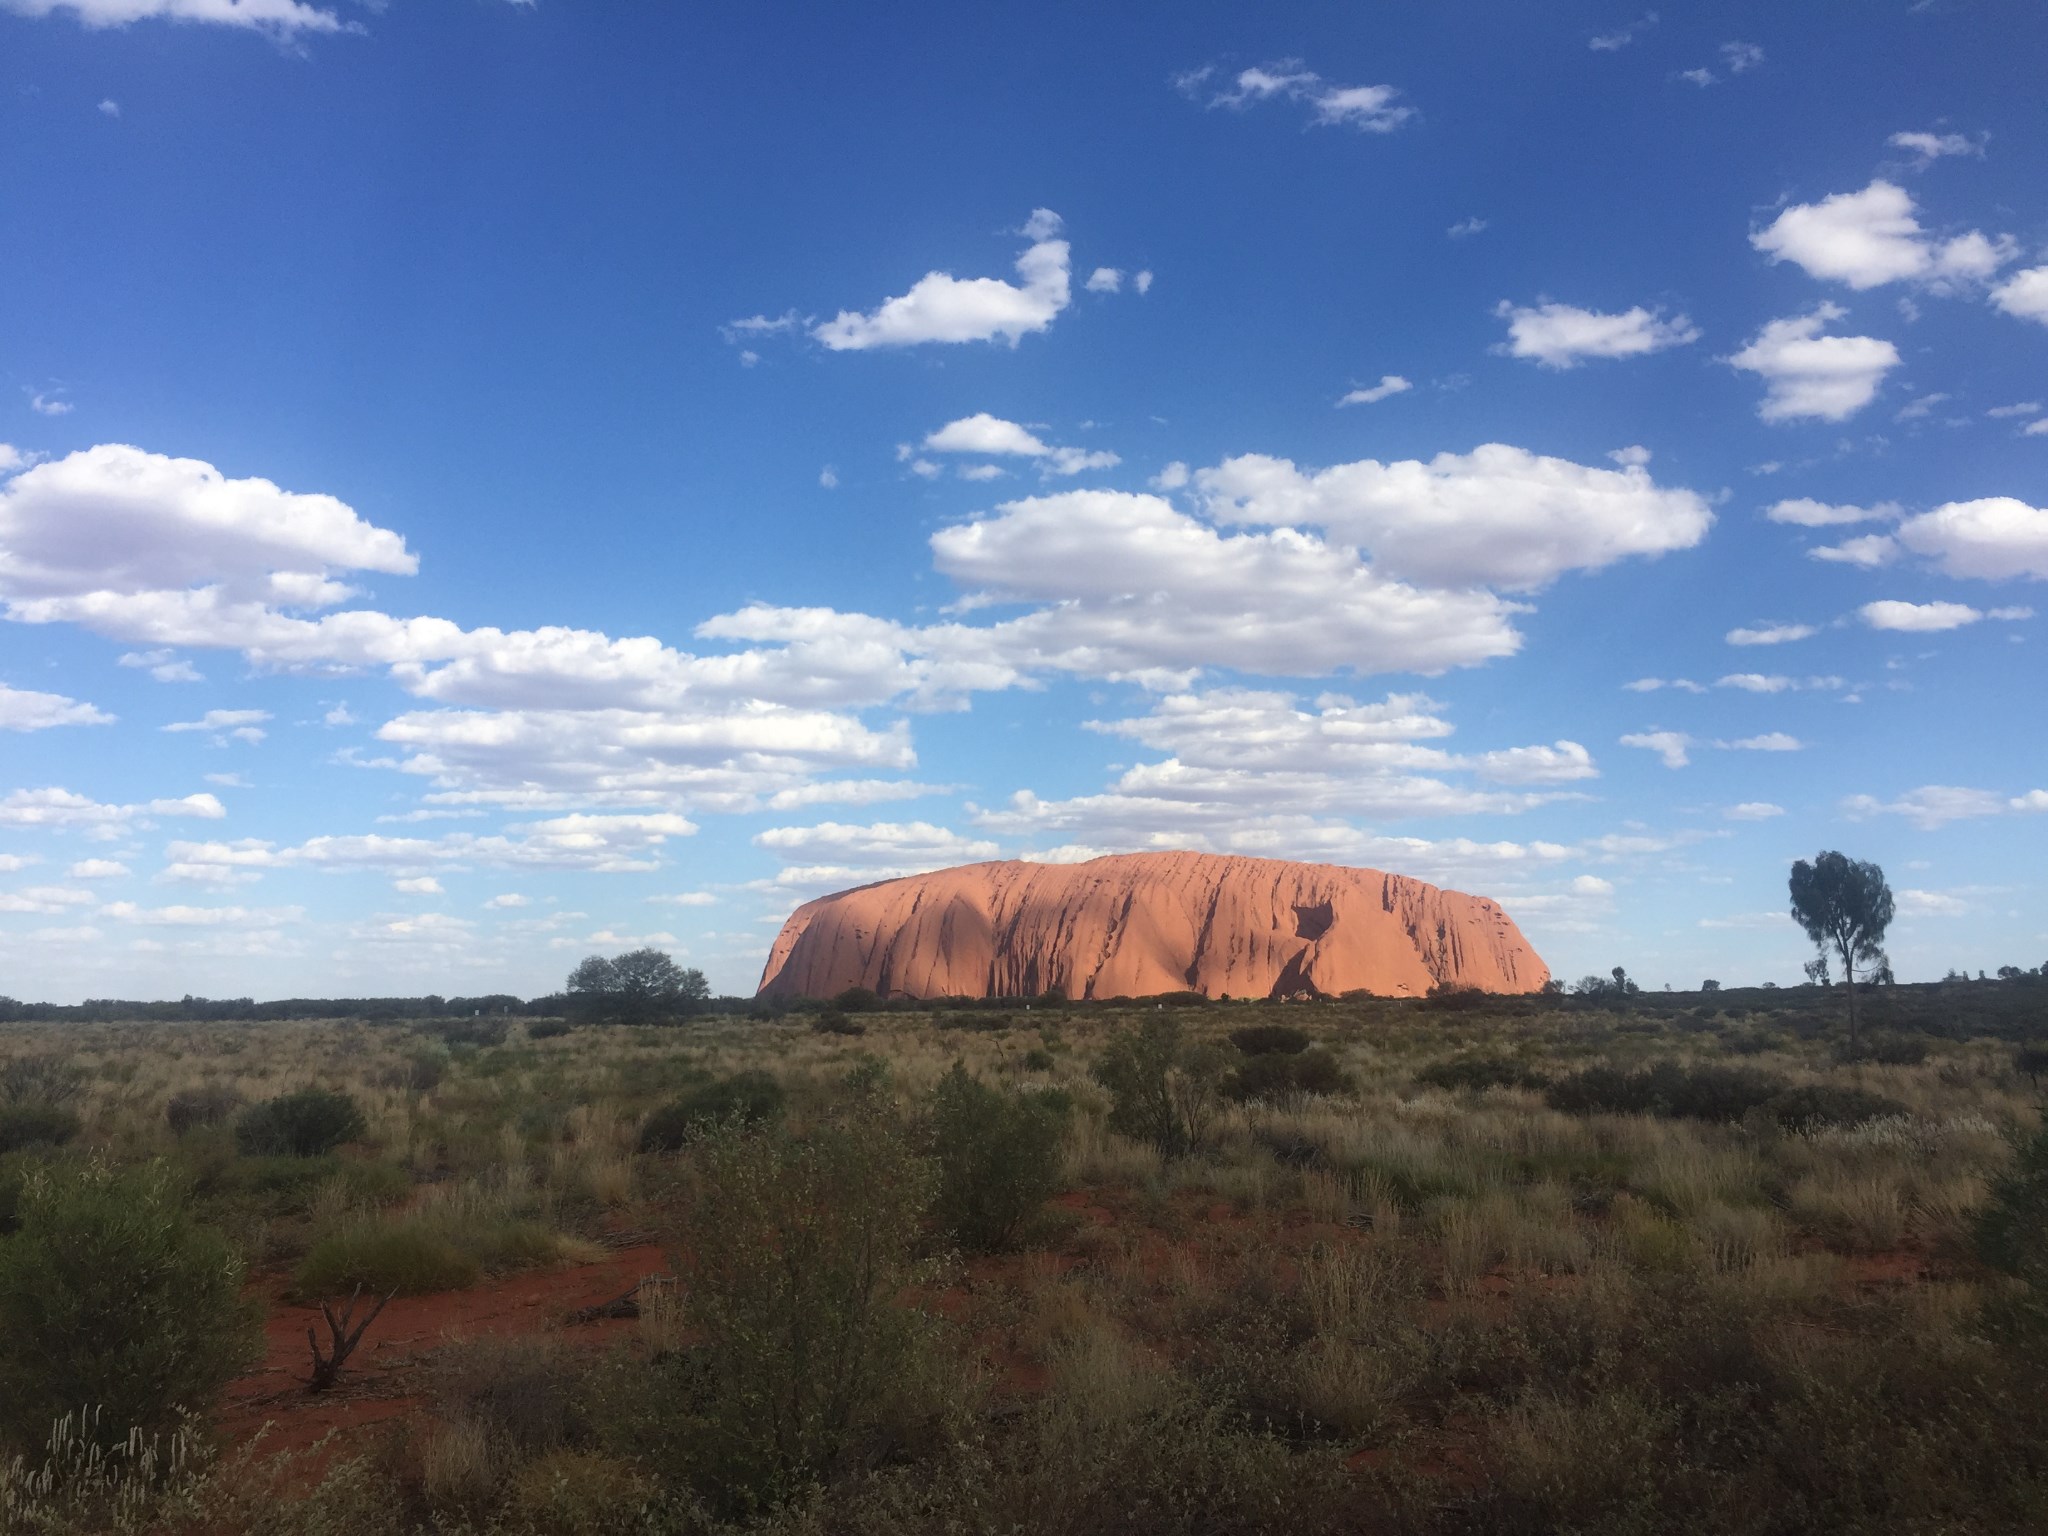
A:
1;980;2045;1534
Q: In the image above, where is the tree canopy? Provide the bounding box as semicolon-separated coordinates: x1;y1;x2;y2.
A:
565;948;710;1026
1789;851;1894;1049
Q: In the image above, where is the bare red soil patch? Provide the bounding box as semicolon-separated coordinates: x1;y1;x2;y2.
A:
217;1244;667;1462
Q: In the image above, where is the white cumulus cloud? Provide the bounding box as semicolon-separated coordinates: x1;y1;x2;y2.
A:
1621;730;1693;769
811;213;1071;350
1727;305;1900;423
1894;497;2048;580
1765;497;1899;527
1992;267;2048;325
1493;301;1700;368
1751;181;2013;292
1888;130;1984;166
0;683;113;731
1193;443;1713;591
0;0;343;34
1859;599;1985;632
921;413;1119;476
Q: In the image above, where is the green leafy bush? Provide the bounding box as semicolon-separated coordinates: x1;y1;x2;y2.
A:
1228;1024;1311;1056
658;1108;948;1513
1974;1120;2048;1279
0;1160;258;1455
831;986;883;1012
811;1008;867;1036
1093;1017;1227;1157
1545;1062;1784;1121
1223;1046;1348;1103
234;1088;367;1157
1415;1056;1551;1093
1761;1083;1908;1128
1838;1031;1929;1066
164;1084;244;1135
294;1220;482;1298
0;1055;83;1108
926;1064;1068;1252
0;1102;81;1155
637;1071;785;1152
373;1052;446;1092
527;1018;573;1041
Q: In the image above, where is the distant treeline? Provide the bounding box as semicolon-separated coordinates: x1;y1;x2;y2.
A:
0;967;2040;1031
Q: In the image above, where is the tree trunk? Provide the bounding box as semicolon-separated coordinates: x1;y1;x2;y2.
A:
1840;942;1860;1052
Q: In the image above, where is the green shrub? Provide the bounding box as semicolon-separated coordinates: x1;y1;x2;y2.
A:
436;1335;581;1457
1423;985;1492;1012
1839;1031;1930;1066
831;986;883;1012
373;1052;446;1092
164;1084;243;1135
926;1064;1068;1252
812;1008;866;1036
336;1159;414;1206
1223;1046;1348;1103
2014;1043;2048;1084
0;1101;82;1155
222;1152;341;1202
1761;1083;1908;1128
637;1071;785;1152
527;1018;573;1041
659;1108;948;1513
1416;1055;1551;1093
0;1055;83;1108
234;1088;367;1157
1093;1017;1227;1157
424;1018;508;1049
1228;1024;1311;1056
0;1160;258;1455
294;1220;481;1298
1546;1062;1784;1121
1975;1120;2048;1280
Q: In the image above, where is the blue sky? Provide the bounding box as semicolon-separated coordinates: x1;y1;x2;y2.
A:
2;0;2044;1002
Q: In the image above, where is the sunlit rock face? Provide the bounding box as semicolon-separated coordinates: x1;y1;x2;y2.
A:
757;851;1549;1001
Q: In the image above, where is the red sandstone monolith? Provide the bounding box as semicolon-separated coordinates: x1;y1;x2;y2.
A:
757;851;1547;1001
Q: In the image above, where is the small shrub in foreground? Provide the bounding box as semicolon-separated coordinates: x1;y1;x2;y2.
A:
1761;1083;1908;1129
294;1220;482;1299
1837;1030;1930;1066
1976;1120;2048;1284
2014;1042;2048;1085
234;1088;367;1157
0;1102;81;1155
0;1056;83;1108
1228;1024;1311;1057
659;1108;950;1513
164;1084;244;1135
1093;1017;1227;1156
1545;1062;1784;1122
926;1063;1068;1252
1415;1055;1552;1093
637;1071;785;1151
1224;1046;1348;1103
0;1160;258;1456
